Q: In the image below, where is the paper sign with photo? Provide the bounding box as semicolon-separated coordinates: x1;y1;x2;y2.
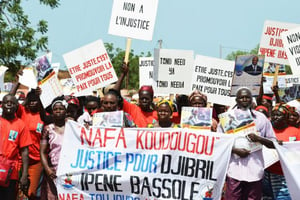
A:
180;106;212;130
93;111;123;127
218;109;255;133
35;55;53;82
230;55;264;96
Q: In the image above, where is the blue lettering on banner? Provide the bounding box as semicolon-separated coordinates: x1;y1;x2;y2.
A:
125;153;158;173
70;149;122;171
70;149;158;173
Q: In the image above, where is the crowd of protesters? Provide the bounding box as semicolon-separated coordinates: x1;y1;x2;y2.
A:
0;62;299;200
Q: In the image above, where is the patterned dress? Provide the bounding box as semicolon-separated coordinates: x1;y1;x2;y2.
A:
40;123;65;200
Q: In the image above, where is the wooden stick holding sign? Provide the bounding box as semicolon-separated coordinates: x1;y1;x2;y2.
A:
124;38;132;89
124;38;132;64
272;65;280;87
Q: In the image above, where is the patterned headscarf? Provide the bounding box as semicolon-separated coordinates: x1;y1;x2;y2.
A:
272;103;289;118
51;100;68;110
64;95;80;106
157;99;174;113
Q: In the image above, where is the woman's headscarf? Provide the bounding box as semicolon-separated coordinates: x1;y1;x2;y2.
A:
157;99;174;114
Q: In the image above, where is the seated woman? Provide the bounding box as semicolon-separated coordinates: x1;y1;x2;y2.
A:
148;99;179;128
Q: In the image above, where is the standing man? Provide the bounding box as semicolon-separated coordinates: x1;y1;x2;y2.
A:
0;94;32;199
218;87;275;200
244;56;263;75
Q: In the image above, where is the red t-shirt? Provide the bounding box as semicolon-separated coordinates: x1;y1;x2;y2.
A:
17;105;44;161
123;100;157;127
267;126;300;175
0;117;32;180
171;112;181;124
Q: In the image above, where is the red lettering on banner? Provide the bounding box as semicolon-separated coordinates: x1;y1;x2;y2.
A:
58;193;84;200
269;38;284;47
259;48;276;57
80;127;119;147
135;130;219;155
82;53;109;70
104;128;115;147
264;26;288;37
76;82;88;92
136;130;144;149
278;50;287;59
80;127;92;146
92;129;103;147
100;72;113;82
69;65;81;75
115;128;127;148
105;62;113;70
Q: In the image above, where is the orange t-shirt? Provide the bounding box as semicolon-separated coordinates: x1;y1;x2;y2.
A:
0;117;32;180
267;126;300;175
123;100;157;127
17;105;44;161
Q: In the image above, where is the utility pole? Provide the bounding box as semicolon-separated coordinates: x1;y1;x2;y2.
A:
158;39;163;49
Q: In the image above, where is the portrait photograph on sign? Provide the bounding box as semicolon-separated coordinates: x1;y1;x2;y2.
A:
230;55;265;96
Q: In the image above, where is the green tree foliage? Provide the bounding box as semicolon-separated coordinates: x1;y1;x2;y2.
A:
105;42;151;90
0;0;60;81
225;44;259;61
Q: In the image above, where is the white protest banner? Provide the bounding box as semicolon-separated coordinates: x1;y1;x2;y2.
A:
282;27;300;75
274;141;300;199
56;120;234;200
230;55;264;96
0;65;8;91
285;75;300;87
63;40;118;95
153;48;194;95
263;75;286;94
108;0;159;41
3;82;13;92
191;55;235;105
259;20;299;65
263;146;279;169
139;57;154;88
39;71;64;108
19;67;38;89
60;78;76;95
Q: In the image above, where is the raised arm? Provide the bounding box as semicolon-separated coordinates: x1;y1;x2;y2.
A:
10;69;23;95
271;83;281;103
113;62;129;92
